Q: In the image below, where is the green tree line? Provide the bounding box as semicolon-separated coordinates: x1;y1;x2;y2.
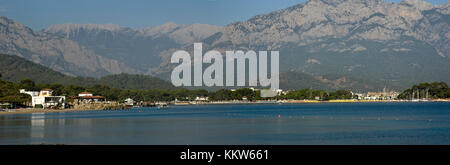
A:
397;82;450;99
1;76;357;105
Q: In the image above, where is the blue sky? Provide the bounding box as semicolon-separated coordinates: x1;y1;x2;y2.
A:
0;0;447;30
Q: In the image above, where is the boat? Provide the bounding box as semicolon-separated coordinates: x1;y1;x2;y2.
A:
174;101;190;105
157;103;169;109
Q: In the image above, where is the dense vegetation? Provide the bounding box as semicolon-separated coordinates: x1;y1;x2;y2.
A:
1;72;356;105
0;57;356;104
8;53;445;104
279;71;402;92
0;77;31;106
397;82;450;99
0;54;69;84
277;89;354;100
1;54;410;92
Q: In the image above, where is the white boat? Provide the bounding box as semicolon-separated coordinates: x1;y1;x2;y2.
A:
157;103;169;109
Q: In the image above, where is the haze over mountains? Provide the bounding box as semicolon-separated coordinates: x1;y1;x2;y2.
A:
0;16;137;77
0;0;449;91
44;23;221;72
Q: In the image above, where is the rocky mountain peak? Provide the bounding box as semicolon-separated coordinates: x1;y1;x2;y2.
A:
0;16;34;35
168;24;221;44
45;23;126;33
400;0;433;10
138;22;181;37
444;1;450;7
0;16;12;24
437;1;450;14
307;0;384;6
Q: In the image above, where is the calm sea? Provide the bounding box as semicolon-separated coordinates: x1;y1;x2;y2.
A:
0;102;449;144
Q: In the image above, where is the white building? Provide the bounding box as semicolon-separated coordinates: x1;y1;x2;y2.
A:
260;89;283;98
20;90;39;97
73;92;105;103
353;91;399;100
195;96;209;101
125;98;135;106
78;92;93;97
20;89;66;109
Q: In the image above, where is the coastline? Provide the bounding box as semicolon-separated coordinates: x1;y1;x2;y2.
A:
1;99;449;116
0;108;105;115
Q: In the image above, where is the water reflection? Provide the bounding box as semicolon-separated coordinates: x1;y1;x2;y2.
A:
31;113;45;140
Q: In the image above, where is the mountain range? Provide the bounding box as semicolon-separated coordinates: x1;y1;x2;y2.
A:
173;0;450;86
44;22;221;72
0;0;449;91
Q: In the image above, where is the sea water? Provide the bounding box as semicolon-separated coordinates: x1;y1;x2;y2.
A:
0;102;449;144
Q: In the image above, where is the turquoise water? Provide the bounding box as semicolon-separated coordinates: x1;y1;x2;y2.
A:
0;102;449;144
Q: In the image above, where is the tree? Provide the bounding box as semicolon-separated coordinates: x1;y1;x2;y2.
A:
398;82;450;99
210;89;233;101
19;79;37;91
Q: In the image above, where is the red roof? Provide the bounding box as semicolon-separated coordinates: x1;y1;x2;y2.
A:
78;96;105;99
79;92;92;94
41;88;53;91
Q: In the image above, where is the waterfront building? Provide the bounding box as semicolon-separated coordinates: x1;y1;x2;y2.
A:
195;96;209;101
260;89;277;97
260;88;283;98
72;92;106;104
20;89;66;109
78;92;93;97
125;98;135;106
366;91;399;100
353;90;399;100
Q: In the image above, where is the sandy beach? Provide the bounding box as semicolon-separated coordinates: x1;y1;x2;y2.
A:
0;108;104;115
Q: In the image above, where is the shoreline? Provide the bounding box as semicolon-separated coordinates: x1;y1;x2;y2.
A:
1;99;449;116
0;108;105;115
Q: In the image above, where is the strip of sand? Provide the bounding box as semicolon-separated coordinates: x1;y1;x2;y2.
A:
0;108;104;115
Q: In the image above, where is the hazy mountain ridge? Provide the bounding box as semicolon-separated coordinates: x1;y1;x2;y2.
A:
190;0;450;87
0;16;136;77
44;22;221;72
206;0;448;53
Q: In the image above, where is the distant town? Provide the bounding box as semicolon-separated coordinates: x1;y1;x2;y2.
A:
1;76;449;113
